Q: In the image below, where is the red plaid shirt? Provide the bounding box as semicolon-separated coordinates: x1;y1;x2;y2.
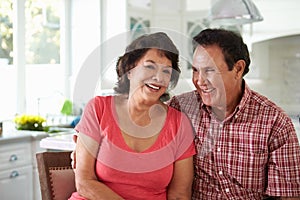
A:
168;82;300;199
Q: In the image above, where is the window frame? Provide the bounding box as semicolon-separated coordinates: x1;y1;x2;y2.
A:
11;0;70;116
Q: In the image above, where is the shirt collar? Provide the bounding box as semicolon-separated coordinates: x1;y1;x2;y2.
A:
236;80;251;112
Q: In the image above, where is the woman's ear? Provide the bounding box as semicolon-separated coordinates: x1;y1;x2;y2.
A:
127;71;131;80
234;60;246;79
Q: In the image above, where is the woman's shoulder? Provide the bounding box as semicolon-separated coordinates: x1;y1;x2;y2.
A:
82;96;114;113
93;95;113;101
90;95;114;105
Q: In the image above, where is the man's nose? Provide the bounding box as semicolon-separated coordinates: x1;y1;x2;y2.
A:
196;70;207;85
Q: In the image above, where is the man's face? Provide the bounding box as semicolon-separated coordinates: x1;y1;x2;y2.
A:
192;45;240;110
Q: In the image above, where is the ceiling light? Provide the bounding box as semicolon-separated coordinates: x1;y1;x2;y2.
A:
206;0;263;26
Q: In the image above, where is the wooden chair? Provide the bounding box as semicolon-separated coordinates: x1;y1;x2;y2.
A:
36;151;76;200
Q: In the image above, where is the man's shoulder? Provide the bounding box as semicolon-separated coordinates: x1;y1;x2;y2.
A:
247;88;290;121
168;90;201;112
250;90;283;111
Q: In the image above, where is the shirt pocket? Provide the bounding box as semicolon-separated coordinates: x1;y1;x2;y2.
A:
226;151;268;192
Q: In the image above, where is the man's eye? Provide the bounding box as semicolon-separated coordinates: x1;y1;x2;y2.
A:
206;68;215;73
192;67;198;72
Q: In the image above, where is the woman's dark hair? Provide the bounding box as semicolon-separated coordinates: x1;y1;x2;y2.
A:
114;32;180;100
192;28;250;76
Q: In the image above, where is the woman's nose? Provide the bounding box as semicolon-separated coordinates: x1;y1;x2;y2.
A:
152;71;164;83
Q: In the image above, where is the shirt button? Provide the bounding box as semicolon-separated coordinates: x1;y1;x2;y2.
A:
219;124;223;128
217;147;221;152
219;171;223;175
225;188;230;193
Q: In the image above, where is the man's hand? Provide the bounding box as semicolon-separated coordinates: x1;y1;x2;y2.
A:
71;134;78;170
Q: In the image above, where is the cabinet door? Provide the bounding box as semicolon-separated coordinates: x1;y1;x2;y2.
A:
0;142;31;170
0;165;33;200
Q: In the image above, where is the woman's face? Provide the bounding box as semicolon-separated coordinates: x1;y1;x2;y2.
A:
127;49;172;103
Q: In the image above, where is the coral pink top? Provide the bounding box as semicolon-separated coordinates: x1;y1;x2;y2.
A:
70;96;195;200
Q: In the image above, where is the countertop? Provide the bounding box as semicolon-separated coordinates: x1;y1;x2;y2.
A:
0;120;76;150
0;124;75;145
39;132;76;151
0;130;49;144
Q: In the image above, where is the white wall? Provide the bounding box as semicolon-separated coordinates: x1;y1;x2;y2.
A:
70;0;101;107
249;0;300;42
246;35;300;115
242;0;300;115
71;0;101;71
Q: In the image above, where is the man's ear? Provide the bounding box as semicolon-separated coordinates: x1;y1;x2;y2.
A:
234;60;246;79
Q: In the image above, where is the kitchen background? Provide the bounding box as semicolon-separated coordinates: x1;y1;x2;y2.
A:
0;0;300;199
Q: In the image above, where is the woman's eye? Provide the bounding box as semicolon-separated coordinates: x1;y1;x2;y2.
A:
144;65;155;69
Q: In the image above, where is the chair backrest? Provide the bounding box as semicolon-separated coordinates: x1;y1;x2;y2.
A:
36;151;76;200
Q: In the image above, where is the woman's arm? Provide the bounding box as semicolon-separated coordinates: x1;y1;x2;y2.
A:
167;157;194;200
75;132;124;200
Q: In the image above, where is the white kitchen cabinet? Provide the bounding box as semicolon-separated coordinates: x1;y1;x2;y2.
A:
0;165;33;200
0;130;48;200
0;142;33;200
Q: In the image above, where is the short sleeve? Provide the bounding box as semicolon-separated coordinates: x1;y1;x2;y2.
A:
266;113;300;196
74;97;103;143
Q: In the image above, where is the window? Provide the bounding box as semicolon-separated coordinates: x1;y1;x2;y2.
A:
130;17;150;40
25;0;60;64
186;21;206;69
0;0;67;120
0;0;15;120
0;0;13;65
24;0;65;118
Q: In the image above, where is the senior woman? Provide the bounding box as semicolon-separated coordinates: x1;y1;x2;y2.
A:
69;32;196;200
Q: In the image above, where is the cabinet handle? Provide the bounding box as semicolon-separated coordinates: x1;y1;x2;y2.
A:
9;154;18;162
9;170;19;178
